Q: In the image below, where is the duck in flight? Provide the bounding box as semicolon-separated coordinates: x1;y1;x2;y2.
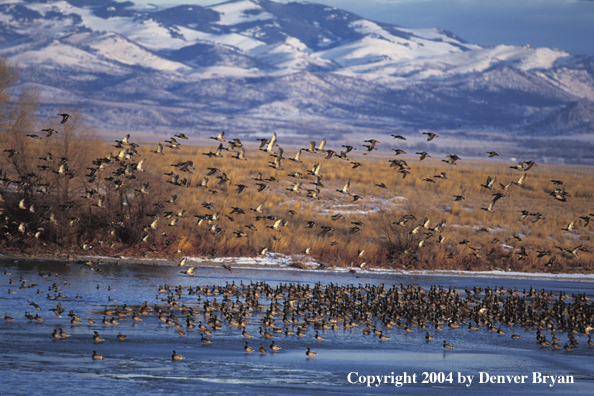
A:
58;113;71;124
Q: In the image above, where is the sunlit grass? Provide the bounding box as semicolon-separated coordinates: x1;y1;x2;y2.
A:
1;131;593;273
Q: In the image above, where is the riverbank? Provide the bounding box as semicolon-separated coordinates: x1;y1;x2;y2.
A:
3;252;594;282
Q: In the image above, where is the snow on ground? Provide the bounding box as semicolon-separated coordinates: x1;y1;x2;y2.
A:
181;253;594;281
4;253;591;281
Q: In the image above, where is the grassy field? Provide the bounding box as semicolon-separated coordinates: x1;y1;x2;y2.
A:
1;120;593;273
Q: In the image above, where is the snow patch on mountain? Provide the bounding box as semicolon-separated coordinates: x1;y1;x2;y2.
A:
211;0;273;26
65;32;191;71
0;0;592;160
11;39;130;74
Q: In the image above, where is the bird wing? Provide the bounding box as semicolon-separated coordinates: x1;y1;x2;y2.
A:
267;132;277;152
342;181;350;193
517;173;526;185
314;163;322;176
317;139;326;151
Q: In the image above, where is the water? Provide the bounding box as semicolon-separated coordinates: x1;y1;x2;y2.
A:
1;259;593;395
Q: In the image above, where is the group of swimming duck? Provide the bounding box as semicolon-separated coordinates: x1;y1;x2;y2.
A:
7;274;593;361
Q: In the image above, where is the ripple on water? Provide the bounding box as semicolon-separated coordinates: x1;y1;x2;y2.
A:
1;260;594;395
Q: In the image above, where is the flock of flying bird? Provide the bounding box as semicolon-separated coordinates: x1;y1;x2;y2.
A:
0;113;592;271
148;128;590;271
2;115;594;365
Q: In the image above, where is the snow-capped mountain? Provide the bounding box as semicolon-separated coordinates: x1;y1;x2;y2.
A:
1;0;593;161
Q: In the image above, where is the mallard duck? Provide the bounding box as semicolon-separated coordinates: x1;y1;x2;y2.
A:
306;347;317;358
564;343;573;352
93;331;105;343
443;340;454;350
244;341;255;353
210;131;225;142
201;334;212;345
336;181;350;195
92;350;104;360
423;132;438;141
480;176;495;190
259;327;272;339
172;350;185;360
58;113;71;124
270;341;282;352
242;329;253;338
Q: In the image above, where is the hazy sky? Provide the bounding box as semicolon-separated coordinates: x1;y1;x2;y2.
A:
134;0;594;57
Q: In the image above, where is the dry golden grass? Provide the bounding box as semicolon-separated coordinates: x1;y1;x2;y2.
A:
1;130;593;273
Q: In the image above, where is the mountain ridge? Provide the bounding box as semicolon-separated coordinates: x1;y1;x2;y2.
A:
1;0;593;162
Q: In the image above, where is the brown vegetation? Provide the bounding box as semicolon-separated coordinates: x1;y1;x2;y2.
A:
1;59;592;273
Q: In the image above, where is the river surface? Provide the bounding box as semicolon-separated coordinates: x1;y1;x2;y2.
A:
1;259;593;395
